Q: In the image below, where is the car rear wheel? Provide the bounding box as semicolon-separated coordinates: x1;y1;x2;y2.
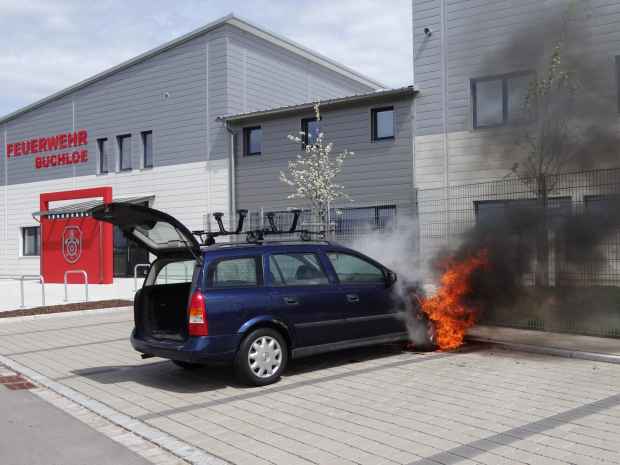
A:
172;360;203;370
235;328;287;386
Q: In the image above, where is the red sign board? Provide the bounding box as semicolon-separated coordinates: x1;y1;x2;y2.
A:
7;130;89;170
40;187;113;284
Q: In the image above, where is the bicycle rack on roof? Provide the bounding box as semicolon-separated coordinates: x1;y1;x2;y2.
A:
192;209;325;246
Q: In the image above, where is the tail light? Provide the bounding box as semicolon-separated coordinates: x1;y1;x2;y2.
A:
188;290;208;336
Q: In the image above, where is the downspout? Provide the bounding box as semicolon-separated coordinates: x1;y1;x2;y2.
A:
223;119;236;231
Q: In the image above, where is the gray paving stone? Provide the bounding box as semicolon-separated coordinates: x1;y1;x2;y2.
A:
1;310;620;465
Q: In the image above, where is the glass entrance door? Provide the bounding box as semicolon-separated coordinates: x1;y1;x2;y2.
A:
112;201;151;278
113;226;150;278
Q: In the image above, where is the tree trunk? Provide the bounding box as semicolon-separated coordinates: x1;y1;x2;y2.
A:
535;174;549;287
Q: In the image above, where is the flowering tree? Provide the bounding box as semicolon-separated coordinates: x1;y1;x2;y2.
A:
280;103;353;233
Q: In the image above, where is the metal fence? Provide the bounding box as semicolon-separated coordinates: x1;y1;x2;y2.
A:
417;167;620;337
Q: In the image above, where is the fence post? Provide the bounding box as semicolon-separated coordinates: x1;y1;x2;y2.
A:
64;270;88;302
39;276;45;307
19;276;25;309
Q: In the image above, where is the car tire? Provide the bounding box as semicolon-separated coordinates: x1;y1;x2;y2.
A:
235;328;288;386
172;360;203;370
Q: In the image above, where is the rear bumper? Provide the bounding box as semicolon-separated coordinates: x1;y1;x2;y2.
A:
130;329;241;363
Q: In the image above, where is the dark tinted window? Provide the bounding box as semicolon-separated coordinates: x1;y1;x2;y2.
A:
334;205;396;238
210;257;259;288
142;131;153;168
22;226;40;256
301;118;321;146
97;138;108;174
117;134;132;171
244;126;262;156
372;107;394;140
616;56;620;113
327;253;384;284
269;253;328;286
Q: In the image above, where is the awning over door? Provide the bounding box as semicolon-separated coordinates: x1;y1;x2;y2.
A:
33;195;154;220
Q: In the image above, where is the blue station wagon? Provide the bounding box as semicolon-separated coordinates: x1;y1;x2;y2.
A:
92;203;410;386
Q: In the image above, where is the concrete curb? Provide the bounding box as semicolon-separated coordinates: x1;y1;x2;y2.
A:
0;354;230;465
468;336;620;365
0;306;132;324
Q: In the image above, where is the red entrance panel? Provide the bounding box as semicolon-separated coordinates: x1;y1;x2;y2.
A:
40;187;113;284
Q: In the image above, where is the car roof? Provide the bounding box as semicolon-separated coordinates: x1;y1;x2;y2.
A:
200;241;354;256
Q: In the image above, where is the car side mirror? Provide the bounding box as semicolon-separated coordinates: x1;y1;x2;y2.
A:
385;269;397;288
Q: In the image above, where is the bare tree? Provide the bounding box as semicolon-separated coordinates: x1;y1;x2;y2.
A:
508;43;580;286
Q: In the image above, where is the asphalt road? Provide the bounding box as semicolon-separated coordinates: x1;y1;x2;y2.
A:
0;386;151;465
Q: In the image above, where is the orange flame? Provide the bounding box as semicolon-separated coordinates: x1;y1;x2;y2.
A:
421;250;489;350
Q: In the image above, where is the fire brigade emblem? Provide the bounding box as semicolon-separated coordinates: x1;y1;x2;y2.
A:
62;226;82;264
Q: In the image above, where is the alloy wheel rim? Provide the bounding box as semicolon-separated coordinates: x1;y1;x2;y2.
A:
248;336;282;378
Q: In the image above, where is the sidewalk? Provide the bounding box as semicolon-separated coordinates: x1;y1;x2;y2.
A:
468;325;620;363
0;385;152;465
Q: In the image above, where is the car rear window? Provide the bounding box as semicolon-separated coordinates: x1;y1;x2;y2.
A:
208;257;259;288
269;253;328;286
154;260;195;285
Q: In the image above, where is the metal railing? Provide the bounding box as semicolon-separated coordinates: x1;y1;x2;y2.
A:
63;270;88;303
20;275;45;308
0;275;45;308
133;263;150;292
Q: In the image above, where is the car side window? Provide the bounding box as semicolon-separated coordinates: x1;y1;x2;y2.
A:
327;253;385;284
209;257;259;288
154;260;195;285
269;253;329;286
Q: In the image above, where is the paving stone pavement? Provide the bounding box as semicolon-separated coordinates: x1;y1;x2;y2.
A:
1;308;619;465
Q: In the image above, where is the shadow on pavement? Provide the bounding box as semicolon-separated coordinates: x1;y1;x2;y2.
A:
70;343;412;393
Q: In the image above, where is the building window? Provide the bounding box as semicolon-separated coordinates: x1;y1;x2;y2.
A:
97;138;108;174
334;205;396;237
21;226;40;257
616;56;620;113
142;131;153;168
301;117;321;146
371;107;395;140
117;134;132;171
471;72;533;129
244;126;262;156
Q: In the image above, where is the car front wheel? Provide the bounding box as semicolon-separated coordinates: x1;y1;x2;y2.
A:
235;328;287;386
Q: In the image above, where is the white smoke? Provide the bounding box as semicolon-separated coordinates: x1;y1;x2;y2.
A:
346;216;435;348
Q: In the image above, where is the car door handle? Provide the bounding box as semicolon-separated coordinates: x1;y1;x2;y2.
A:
346;294;360;303
283;297;299;306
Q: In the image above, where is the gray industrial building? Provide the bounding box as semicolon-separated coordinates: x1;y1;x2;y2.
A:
0;14;390;278
2;1;620;316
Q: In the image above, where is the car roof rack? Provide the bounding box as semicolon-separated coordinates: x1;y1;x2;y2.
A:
191;209;326;246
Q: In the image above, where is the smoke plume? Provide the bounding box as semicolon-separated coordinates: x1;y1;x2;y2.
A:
443;0;620;331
